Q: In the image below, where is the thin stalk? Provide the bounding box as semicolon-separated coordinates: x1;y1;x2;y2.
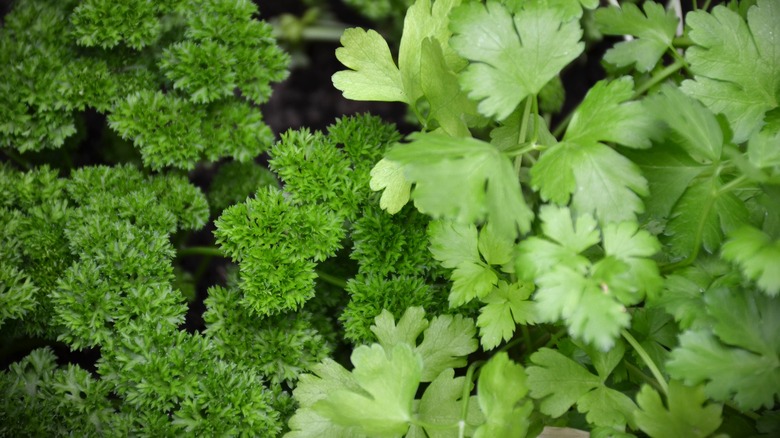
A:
458;360;485;438
633;59;685;97
717;174;749;195
515;97;534;176
625;361;665;394
314;269;348;289
177;246;225;258
300;26;347;42
552;111;573;138
542;328;568;349
621;329;668;396
672;35;693;48
521;325;533;352
530;94;540;145
1;148;31;170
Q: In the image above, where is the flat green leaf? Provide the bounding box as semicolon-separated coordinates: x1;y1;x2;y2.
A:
333;28;407;103
681;0;780;142
645;84;724;162
564;77;656;150
369;158;411;214
428;220;479;270
371;307;429;348
532;141;648;224
416;314;479;381
527;348;636;427
385;132;533;240
450;1;583;120
399;0;464;106
722;226;780;296
475;352;533;438
314;343;422;436
666;176;750;258
477;280;537;350
748;128;780;168
634;381;723;438
596;2;678;72
419;38;474;137
450;261;498;306
410;369;482;438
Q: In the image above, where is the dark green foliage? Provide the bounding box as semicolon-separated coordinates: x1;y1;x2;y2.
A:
208;160;279;214
0;0;286;169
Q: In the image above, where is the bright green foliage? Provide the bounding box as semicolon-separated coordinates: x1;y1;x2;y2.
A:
378;132;533;241
748;128;780;169
207;160;279;214
667;288;780;410
517;205;662;350
474;352;532;438
341;275;446;344
449;1;583;120
527;346;637;429
477;280;537;350
214;186;345;315
722;226;780;296
596;2;679;72
532;78;652;224
634;381;723;438
343;0;414;21
289;308;506;437
0;0;286;168
682;0;780;143
203;285;331;385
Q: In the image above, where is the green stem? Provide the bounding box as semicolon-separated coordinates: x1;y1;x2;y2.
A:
633;59;685;97
459;360;485;438
672;35;693;48
515;96;534;175
300;26;347;42
530;94;540;145
177;246;225;258
625;361;665;394
542;328;567;349
621;329;668;396
314;269;348;289
717;174;749;195
1;148;31;170
521;325;532;352
551;111;573;138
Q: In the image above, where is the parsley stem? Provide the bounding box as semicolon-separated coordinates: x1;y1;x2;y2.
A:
633;59;685;97
621;329;669;396
178;246;225;257
314;269;348;289
459;359;485;438
717;174;749;195
1;148;31;170
624;361;665;394
551;111;573;138
518;96;534;145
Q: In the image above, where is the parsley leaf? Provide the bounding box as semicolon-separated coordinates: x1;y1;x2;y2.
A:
449;1;583;120
312;344;422;436
667;288;780;410
477;280;537;350
332;28;407;103
379;132;533;241
634;381;723;438
681;0;780;143
532;78;651;223
527;347;637;428
475;352;533;438
369;158;412;214
518;206;661;349
596;2;679;72
408;369;483;438
722;226;780;296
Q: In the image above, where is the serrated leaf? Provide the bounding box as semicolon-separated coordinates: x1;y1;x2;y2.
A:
416;314;479;381
475;352;532;438
527;348;636;428
666;176;750;258
722;226;780;296
477;224;514;266
409;369;482;438
449;1;583;120
369;158;411;214
532;141;648;224
428;220;479;269
748;128;780;168
564;77;656;150
477;280;537;349
634;381;723;438
681;0;780;142
385;132;533;240
332;28;407;103
371;307;429;348
596;2;678;72
450;261;498;307
314;343;422;436
420;37;474;137
645;84;724;162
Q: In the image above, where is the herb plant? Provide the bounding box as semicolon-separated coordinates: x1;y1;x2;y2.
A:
1;0;779;437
